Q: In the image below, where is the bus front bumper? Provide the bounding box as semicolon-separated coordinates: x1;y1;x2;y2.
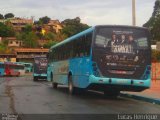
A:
33;73;47;78
88;75;151;92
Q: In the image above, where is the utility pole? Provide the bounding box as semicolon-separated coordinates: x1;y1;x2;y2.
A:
132;0;136;26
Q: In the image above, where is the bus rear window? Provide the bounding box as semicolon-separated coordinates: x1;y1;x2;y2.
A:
95;27;149;50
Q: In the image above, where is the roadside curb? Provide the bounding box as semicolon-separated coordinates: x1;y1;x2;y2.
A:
120;93;160;105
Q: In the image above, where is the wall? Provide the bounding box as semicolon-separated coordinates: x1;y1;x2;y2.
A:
152;62;160;80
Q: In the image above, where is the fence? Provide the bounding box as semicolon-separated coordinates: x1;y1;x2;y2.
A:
152;62;160;80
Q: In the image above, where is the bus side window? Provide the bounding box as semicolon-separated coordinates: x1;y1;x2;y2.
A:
78;36;85;57
67;43;71;59
60;47;62;60
73;40;77;57
51;49;54;62
85;33;92;56
75;40;79;57
65;44;69;60
53;49;56;61
69;41;73;59
55;48;58;61
60;46;63;60
81;35;86;56
57;48;60;60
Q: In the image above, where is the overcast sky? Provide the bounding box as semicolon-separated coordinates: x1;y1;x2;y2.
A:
0;0;155;26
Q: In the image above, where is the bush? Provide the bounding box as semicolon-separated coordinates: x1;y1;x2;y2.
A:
152;50;160;62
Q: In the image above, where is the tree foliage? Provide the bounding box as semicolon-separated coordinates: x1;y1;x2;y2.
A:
39;16;51;24
16;24;38;48
43;40;57;48
0;22;15;37
0;40;13;54
152;0;160;17
151;15;160;42
22;24;33;33
55;32;67;41
0;14;4;19
152;50;160;62
0;44;7;54
62;17;90;37
21;32;38;48
44;32;55;40
143;0;160;43
0;14;90;49
4;13;14;19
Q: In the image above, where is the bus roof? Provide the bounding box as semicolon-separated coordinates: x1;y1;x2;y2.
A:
50;25;148;50
50;27;94;49
94;25;148;30
14;62;32;65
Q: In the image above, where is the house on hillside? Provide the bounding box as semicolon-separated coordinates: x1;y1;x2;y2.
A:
2;37;23;47
43;20;63;33
0;18;33;32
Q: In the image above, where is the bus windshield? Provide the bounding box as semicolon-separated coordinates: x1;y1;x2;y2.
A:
93;26;151;79
34;57;48;74
24;64;31;67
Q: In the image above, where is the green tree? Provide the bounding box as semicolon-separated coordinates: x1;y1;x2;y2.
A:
151;15;160;41
152;0;160;17
22;32;38;48
44;32;55;40
22;24;33;33
39;16;51;24
62;17;90;37
55;32;67;41
0;44;7;54
0;40;13;54
0;14;4;19
4;13;14;19
152;49;160;62
16;31;38;48
143;0;160;43
0;22;15;37
144;0;160;28
43;40;57;48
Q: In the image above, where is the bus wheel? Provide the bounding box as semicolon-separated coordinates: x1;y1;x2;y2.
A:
68;75;77;95
104;89;120;98
33;77;38;81
52;82;58;89
51;73;58;89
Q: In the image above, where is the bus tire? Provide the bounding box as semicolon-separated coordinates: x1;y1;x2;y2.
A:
68;75;77;95
33;77;38;81
52;82;58;89
51;73;58;89
104;89;120;98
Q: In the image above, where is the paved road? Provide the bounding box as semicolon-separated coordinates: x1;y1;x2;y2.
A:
0;76;160;114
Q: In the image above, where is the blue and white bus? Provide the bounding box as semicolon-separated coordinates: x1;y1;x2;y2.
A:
24;63;33;73
47;25;151;96
0;62;5;76
33;56;48;81
15;62;33;73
